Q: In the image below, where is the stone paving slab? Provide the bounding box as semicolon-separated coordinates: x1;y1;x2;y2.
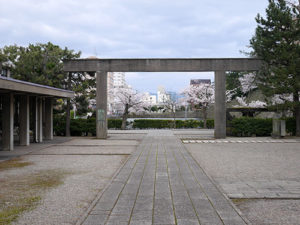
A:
0;137;73;162
215;179;300;199
29;145;135;155
60;138;139;146
182;139;300;144
80;130;248;225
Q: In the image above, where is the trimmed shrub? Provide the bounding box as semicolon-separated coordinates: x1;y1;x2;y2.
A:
53;115;122;136
206;119;214;129
53;115;66;136
133;119;174;129
184;120;202;128
70;118;87;136
132;119;207;129
228;117;296;137
108;119;122;129
229;117;272;137
175;120;185;128
285;117;296;135
53;115;296;137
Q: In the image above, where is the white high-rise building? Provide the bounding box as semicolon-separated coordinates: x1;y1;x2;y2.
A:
143;92;157;105
157;86;170;104
107;72;127;115
112;72;126;88
107;72;114;115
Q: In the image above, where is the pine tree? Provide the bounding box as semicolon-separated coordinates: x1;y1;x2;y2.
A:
250;0;300;136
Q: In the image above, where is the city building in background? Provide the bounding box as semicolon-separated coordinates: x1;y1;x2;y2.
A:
143;92;157;105
112;72;126;88
190;79;211;86
107;72;128;115
157;86;170;104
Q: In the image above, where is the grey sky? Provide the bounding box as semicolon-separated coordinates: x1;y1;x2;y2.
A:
0;0;269;92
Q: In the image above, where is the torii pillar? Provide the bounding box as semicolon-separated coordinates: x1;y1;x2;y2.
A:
214;70;226;139
96;71;108;139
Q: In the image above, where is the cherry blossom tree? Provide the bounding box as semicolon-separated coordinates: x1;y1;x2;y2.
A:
112;87;149;129
234;97;267;108
183;83;214;128
162;98;178;128
227;72;268;108
238;73;257;94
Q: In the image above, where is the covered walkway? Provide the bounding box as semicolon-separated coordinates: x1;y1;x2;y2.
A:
0;76;74;151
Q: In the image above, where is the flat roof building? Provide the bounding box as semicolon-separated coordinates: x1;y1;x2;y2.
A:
190;79;211;85
0;76;74;151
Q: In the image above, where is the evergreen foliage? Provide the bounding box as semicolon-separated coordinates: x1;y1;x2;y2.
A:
249;0;300;135
0;42;80;88
0;43;96;118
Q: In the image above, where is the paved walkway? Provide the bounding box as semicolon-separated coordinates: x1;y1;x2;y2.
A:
0;137;72;162
182;139;300;144
217;179;300;199
81;130;247;225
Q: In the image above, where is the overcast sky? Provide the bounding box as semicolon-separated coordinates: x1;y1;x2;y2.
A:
0;0;269;93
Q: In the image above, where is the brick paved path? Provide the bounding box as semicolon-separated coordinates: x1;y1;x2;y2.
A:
82;130;248;225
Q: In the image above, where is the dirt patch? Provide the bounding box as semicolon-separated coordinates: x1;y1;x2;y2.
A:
231;198;250;205
0;168;70;225
0;158;33;171
0;196;41;225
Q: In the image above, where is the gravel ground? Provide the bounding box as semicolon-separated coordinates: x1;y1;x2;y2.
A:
234;199;300;225
0;136;138;225
13;154;127;225
186;142;300;180
185;140;300;225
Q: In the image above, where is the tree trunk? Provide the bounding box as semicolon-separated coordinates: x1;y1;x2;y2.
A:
121;104;129;130
121;113;128;130
173;111;176;129
66;99;71;136
66;72;72;136
295;106;300;136
203;107;207;129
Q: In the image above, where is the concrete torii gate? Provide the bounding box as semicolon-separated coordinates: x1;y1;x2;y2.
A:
63;58;262;139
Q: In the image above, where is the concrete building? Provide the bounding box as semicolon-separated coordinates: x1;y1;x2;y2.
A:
112;72;126;88
190;79;211;86
143;92;157;105
107;72;129;115
157;86;170;104
0;76;74;151
149;94;157;105
107;72;114;114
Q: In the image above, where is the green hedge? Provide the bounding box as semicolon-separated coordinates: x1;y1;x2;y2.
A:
108;119;123;129
133;119;175;129
53;115;296;137
132;119;214;129
53;116;122;136
176;120;200;128
228;117;296;137
206;119;215;129
285;117;296;135
228;117;272;137
54;117;214;135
